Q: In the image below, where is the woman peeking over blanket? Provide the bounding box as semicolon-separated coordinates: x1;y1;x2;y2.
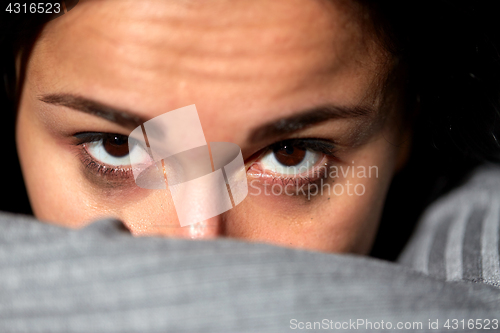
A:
1;0;499;257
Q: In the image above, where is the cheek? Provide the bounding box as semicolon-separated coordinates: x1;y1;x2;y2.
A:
341;131;403;253
15;98;115;226
222;132;399;253
223;176;390;253
333;175;390;254
16;110;80;225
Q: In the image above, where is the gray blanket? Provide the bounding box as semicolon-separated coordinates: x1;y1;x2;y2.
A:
1;165;500;332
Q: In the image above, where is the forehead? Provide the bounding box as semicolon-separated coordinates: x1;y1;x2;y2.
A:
29;0;388;129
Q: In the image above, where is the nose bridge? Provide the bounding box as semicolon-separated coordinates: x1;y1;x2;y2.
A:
126;105;247;237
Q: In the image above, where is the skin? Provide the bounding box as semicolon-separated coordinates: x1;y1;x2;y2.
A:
16;0;410;253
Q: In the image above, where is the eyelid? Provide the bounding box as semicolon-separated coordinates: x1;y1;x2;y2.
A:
74;132;109;144
249;138;337;177
73;132;130;144
269;138;337;155
245;138;337;168
247;137;338;193
77;147;136;186
72;132;137;184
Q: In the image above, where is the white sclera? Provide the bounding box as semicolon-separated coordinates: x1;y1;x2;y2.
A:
128;125;166;189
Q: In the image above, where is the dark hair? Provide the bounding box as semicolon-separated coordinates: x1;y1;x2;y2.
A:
357;1;500;258
362;0;500;161
0;1;79;216
1;0;499;259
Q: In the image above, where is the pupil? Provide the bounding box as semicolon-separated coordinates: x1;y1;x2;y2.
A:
103;135;129;157
111;135;126;145
274;144;306;167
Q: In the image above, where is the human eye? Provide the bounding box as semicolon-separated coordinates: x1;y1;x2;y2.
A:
247;138;337;187
74;132;152;181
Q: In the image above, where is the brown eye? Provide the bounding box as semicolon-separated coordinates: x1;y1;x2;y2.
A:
103;135;129;157
273;144;306;166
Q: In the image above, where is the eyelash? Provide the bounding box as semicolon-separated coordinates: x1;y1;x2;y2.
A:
79;151;134;179
249;138;338;188
74;133;135;181
270;138;336;155
73;133;338;186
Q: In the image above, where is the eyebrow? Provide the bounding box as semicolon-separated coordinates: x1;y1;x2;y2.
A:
39;94;146;128
39;94;374;142
247;104;375;143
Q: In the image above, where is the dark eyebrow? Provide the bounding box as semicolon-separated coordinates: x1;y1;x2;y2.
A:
248;104;374;143
39;94;146;128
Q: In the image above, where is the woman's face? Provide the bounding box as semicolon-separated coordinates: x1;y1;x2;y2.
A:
16;0;409;253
